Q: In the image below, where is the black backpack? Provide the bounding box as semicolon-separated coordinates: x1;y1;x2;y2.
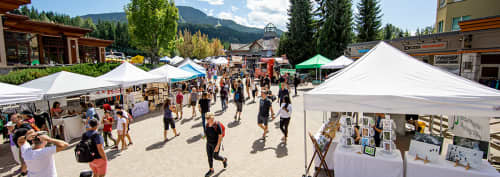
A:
75;132;99;163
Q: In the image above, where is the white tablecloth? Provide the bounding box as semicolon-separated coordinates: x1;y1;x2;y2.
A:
405;152;500;177
53;116;85;142
333;145;404;177
314;123;341;170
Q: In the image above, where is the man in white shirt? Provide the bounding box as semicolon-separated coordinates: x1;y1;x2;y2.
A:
17;130;69;177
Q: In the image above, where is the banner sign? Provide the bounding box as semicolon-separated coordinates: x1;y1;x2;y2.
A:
280;69;296;75
435;55;459;65
132;101;149;118
232;56;243;63
403;42;447;51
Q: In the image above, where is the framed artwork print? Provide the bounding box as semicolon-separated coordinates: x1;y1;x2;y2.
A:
361;137;370;147
346;117;352;126
409;140;440;162
412;132;444;154
382;119;392;130
446;144;483;169
362;117;369;126
383;142;392;152
363;145;376;156
362;128;370;137
453;136;489;159
383;131;392;141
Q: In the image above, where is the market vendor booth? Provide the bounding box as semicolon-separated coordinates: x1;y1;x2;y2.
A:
296;54;332;84
149;64;197;105
21;71;118;142
302;42;500;177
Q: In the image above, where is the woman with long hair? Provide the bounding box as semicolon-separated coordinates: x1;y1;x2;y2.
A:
163;99;180;141
277;95;292;143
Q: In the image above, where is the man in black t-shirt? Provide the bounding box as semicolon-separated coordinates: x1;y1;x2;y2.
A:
204;113;227;177
199;92;211;133
257;91;274;139
85;119;108;177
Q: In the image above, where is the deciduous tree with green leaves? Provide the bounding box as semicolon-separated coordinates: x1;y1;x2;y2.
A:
125;0;179;63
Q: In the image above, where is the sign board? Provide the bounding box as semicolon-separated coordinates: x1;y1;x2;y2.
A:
280;69;296;75
434;54;459;65
403;42;447;52
362;145;376;156
132;101;149;118
232;56;243;63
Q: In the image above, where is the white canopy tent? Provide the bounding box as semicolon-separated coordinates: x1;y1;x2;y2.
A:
178;58;207;73
211;57;228;65
21;71;119;99
0;83;43;105
170;56;184;65
97;62;163;87
305;42;500;117
320;55;354;69
149;64;197;83
300;41;500;176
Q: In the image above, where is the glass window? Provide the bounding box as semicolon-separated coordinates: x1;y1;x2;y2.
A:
440;0;446;8
4;31;38;65
438;21;443;33
452;16;470;31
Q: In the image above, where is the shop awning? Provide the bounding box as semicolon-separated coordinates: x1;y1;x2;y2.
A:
304;42;500;117
0;83;43;105
149;64;197;83
320;55;354;69
21;71;119;100
295;54;332;69
97;62;164;87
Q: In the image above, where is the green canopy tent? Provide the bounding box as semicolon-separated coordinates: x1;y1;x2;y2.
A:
295;54;332;82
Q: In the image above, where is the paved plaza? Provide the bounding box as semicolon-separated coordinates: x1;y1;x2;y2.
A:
0;85;325;177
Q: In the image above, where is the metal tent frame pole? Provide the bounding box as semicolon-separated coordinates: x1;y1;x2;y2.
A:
303;110;308;176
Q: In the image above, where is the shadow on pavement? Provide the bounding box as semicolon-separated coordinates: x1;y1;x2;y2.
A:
276;142;288;158
187;134;202;144
227;121;241;128
180;117;193;125
213;169;226;177
214;110;224;116
145;140;167;151
106;149;121;161
192;122;203;128
273;121;280;129
250;138;274;154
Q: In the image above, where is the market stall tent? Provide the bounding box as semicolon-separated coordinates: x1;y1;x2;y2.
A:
180;64;206;77
149;64;197;83
21;71;118;99
295;54;332;69
0;83;43;105
159;56;171;63
320;55;354;69
170;56;184;65
97;62;163;87
211;57;228;65
305;41;500;117
178;58;207;73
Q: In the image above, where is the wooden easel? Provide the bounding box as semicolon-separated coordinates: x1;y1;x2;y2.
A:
414;154;430;164
454;160;471;170
306;132;333;177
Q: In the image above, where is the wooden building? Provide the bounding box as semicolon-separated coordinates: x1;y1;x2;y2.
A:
0;0;113;68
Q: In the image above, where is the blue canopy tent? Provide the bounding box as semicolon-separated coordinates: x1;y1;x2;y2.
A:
159;56;171;63
180;64;205;77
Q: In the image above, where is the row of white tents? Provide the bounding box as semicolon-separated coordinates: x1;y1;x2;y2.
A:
0;60;208;106
159;56;228;66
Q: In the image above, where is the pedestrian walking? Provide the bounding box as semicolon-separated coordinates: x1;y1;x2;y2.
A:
17;130;69;177
278;84;290;105
114;111;127;151
245;75;251;101
163;99;180;141
204;113;227;177
115;106;133;146
101;111;117;147
189;87;199;118
175;89;184;120
258;91;274;139
12;113;34;176
294;74;300;96
199;92;211;133
234;80;244;121
220;83;228;111
84;119;108;177
252;78;259;103
276;96;292;143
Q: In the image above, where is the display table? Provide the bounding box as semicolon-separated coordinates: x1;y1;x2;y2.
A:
313;123;341;170
53;116;85;142
405;152;500;177
333;145;404;177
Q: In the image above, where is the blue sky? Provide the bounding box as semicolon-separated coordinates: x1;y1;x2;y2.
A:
29;0;437;32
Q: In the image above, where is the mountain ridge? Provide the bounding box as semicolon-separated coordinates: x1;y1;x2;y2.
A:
80;6;283;36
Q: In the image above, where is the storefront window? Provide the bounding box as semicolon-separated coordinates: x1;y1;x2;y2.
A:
42;36;65;64
79;45;98;64
4;31;39;65
439;0;446;8
481;67;499;78
437;21;443;33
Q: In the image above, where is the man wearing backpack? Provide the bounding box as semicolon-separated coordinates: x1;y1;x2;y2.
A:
204;112;227;177
83;119;107;177
233;79;244;121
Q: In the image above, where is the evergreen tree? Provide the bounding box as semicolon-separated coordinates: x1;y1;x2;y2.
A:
383;24;394;40
286;0;315;65
355;0;382;42
317;0;353;59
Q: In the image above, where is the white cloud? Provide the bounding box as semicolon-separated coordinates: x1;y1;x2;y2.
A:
231;6;239;12
245;0;290;30
199;0;224;5
202;8;214;16
217;11;261;28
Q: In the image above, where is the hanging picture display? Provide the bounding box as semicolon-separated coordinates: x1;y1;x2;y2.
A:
446;144;483;169
448;116;490;141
